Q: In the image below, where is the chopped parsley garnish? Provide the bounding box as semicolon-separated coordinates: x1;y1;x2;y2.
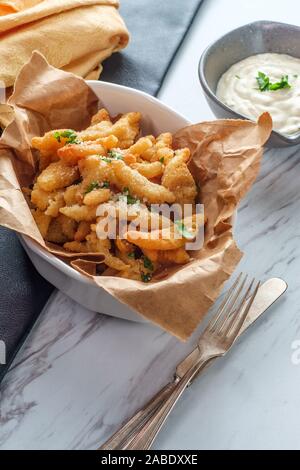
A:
107;150;123;160
85;181;100;194
159;157;165;164
99;150;123;163
235;75;241;79
122;187;139;205
256;72;270;91
85;181;110;194
256;71;291;92
175;220;196;240
53;130;79;144
128;252;136;259
269;75;291;91
143;256;154;271
141;273;152;283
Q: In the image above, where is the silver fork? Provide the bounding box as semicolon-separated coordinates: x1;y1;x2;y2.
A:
117;273;260;450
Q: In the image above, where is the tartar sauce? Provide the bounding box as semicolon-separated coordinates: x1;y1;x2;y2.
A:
216;53;300;135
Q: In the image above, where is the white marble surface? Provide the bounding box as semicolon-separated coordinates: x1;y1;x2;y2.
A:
1;0;300;450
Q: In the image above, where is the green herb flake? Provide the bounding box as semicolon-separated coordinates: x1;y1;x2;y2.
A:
235;75;241;79
99;150;123;163
122;187;139;205
53;130;79;144
127;195;139;205
141;273;152;283
256;71;291;92
143;256;154;271
128;252;136;259
84;181;100;194
53;131;61;142
175;220;196;241
107;150;123;160
102;181;110;189
159;157;165;164
256;71;270;91
99;156;112;163
269;75;291;91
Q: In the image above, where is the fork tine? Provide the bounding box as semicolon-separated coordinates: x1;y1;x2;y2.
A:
206;273;243;333
211;274;248;334
220;277;254;336
225;279;260;339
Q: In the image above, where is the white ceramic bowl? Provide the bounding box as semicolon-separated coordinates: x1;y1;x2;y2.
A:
20;81;191;323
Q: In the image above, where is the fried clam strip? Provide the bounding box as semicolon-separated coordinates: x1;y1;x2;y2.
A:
95;203;173;234
125;213;205;252
31;183;61;212
162;148;197;206
90;108;111;125
45;192;65;217
142;133;174;163
59;204;97;222
57;143;104;165
83;188;111;206
37;160;79;192
79;112;141;149
32;129;77;153
74;221;91;242
108;112;141;149
78;155;118;187
64;233;129;272
131;161;163;179
30;181;65;218
118;255;154;281
57;135;119;165
124;205;175;233
142;247;190;265
111;160;175;204
113;246;156;281
63;184;83;205
125;227;186;251
125;137;153;157
32;129;79;170
78;108;113;141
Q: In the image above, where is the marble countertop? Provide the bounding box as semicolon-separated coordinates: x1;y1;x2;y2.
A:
1;0;300;450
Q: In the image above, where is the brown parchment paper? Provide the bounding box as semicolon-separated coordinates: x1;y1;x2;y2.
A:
0;52;273;340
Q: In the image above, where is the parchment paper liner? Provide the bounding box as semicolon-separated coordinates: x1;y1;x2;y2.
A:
0;52;273;340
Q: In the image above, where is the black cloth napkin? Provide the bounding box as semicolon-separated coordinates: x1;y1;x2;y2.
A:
0;0;204;385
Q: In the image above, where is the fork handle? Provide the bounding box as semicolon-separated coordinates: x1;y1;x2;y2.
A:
98;382;176;450
124;355;213;450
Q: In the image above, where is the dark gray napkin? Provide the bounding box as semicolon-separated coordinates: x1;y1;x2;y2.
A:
0;0;204;385
0;229;54;384
101;0;204;96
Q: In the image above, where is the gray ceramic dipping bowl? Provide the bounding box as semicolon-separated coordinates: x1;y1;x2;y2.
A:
199;20;300;147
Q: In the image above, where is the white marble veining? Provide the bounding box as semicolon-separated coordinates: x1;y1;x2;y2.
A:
1;0;300;450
